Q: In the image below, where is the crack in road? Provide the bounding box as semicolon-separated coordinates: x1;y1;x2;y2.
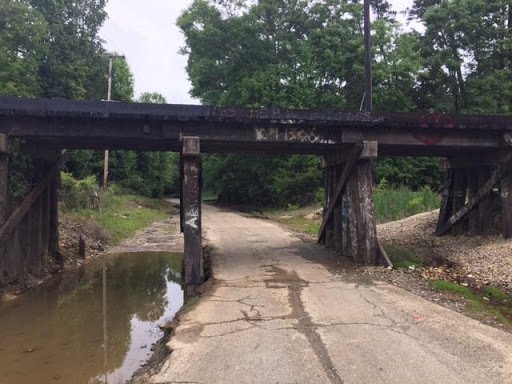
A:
266;265;344;384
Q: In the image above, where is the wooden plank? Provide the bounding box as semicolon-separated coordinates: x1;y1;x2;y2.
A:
377;240;393;268
341;189;352;258
467;169;480;236
41;186;50;268
325;167;335;249
356;160;378;264
0;150;67;244
501;175;512;238
333;166;343;253
478;166;494;236
30;194;43;276
49;167;61;266
347;171;361;261
182;137;203;300
451;168;467;235
0;153;8;225
318;142;364;242
436;155;512;236
436;169;454;234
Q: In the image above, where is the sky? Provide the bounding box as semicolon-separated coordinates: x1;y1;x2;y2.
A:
99;0;416;105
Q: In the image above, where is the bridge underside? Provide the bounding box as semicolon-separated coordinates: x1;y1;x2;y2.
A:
0;98;511;295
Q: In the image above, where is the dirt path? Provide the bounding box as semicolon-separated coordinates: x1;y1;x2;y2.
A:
109;215;183;254
148;204;512;384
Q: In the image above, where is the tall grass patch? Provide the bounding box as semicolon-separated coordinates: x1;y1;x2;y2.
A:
374;184;440;223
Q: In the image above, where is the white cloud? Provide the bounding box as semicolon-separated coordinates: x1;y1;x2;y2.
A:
100;0;196;104
99;0;419;106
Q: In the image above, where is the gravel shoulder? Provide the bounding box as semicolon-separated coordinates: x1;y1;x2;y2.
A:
378;210;512;293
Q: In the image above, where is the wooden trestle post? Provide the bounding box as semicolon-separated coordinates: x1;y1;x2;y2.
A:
437;154;512;237
181;137;203;300
319;142;378;264
502;174;512;239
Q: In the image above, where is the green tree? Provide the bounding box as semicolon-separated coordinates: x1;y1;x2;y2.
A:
0;0;48;97
138;92;167;104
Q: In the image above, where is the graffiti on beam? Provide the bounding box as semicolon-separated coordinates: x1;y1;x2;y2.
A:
255;127;335;144
185;208;199;230
414;113;455;145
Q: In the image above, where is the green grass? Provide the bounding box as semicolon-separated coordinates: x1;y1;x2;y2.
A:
429;280;512;330
429;280;474;296
484;286;509;300
183;296;200;310
393;260;424;269
374;186;440;223
65;194;169;245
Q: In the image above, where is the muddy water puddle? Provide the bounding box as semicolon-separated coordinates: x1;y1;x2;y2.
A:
0;251;183;384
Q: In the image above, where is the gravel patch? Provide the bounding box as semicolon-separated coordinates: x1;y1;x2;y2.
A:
378;210;512;293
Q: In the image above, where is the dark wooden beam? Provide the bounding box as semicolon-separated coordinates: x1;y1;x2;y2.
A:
182;137;203;300
0;150;67;243
436;155;512;236
318;142;364;242
501;175;512;238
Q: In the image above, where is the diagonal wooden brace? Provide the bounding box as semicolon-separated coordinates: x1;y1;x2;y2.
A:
0;150;67;243
436;154;512;236
318;142;374;243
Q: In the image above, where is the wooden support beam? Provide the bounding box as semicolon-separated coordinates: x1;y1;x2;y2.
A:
436;169;454;234
477;166;494;236
357;160;378;264
325;167;335;249
49;167;61;266
0;150;67;244
436;155;512;236
333;166;343;253
467;170;480;236
181;137;203;300
0;134;8;225
451;168;467;235
501;174;512;239
341;189;352;258
377;240;393;268
318;142;365;242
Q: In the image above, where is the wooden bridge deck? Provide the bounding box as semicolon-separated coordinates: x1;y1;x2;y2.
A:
1;97;511;156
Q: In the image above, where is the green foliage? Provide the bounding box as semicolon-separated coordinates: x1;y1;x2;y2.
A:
138;92;167;104
7;139;32;198
203;154;322;207
374;185;440;223
66;192;169;244
60;172;98;211
429;280;474;296
483;286;509;301
0;0;47;97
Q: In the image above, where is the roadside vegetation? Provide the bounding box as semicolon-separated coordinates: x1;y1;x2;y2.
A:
429;280;512;330
60;172;169;245
242;184;441;237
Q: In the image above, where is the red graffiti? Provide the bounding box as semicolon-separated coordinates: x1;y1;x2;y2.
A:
414;113;455;145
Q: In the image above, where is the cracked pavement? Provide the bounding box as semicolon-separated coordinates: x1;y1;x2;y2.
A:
150;205;512;384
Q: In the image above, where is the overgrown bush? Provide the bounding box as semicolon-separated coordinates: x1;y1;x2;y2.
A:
374;183;440;223
60;172;100;211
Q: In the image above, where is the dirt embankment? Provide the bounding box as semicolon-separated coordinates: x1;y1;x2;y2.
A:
59;215;108;266
378;210;512;293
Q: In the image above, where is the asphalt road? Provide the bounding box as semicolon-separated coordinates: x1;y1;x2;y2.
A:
150;204;512;384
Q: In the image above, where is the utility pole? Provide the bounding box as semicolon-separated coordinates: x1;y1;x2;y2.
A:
103;54;125;191
364;0;373;113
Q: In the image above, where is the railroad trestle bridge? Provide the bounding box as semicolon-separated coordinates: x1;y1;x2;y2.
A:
0;97;511;297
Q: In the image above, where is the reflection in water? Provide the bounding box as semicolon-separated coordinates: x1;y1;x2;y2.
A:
0;252;183;384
